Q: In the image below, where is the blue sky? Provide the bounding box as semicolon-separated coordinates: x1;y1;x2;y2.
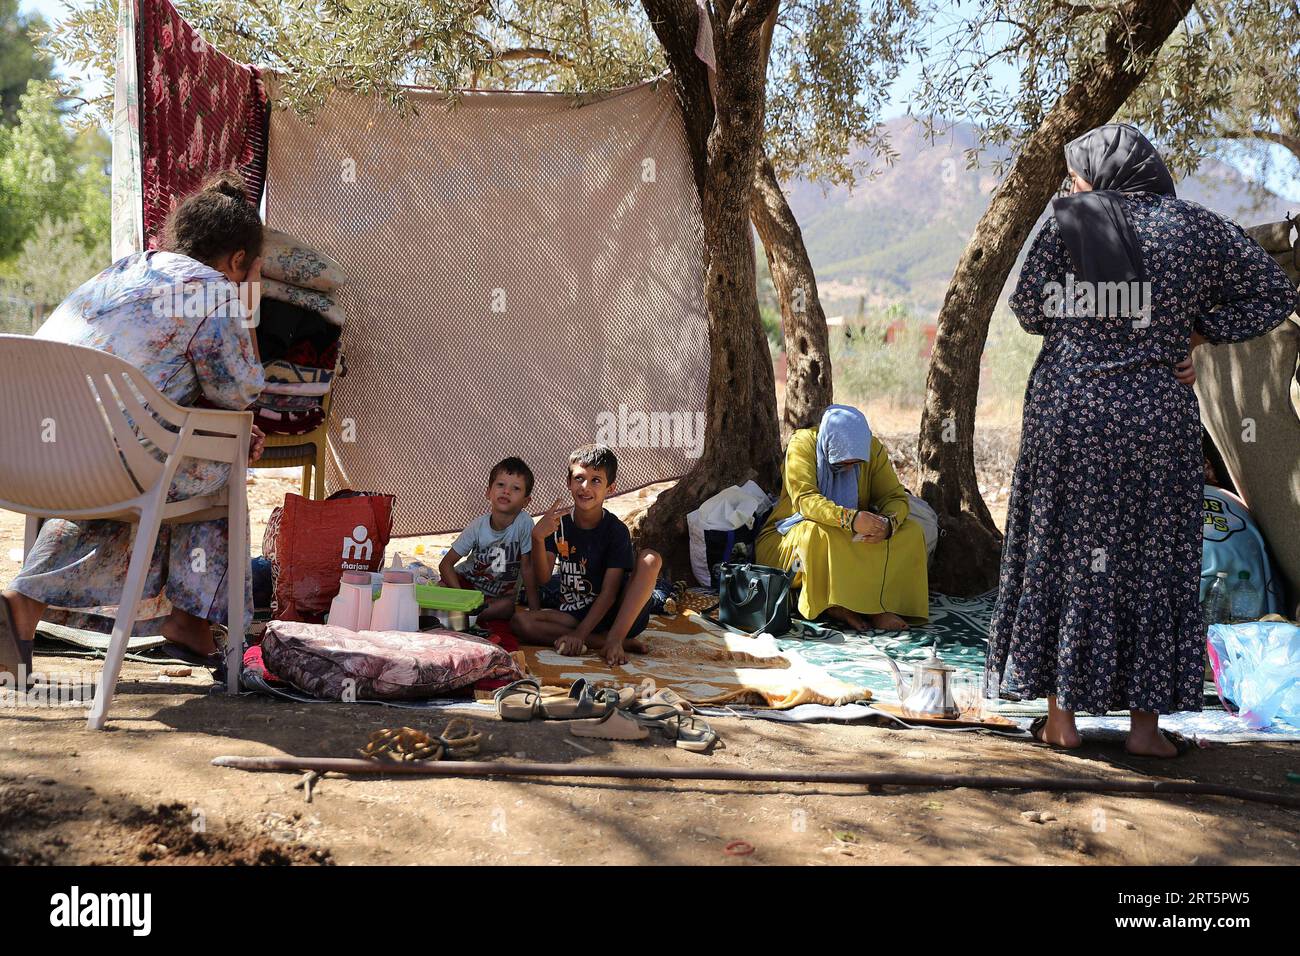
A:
19;0;57;18
21;0;76;85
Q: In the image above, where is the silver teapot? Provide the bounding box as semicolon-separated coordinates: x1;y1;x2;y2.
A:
884;645;959;719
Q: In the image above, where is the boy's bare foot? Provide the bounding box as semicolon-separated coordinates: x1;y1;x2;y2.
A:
823;605;867;631
584;632;647;652
867;611;909;631
580;633;648;666
161;608;218;656
554;633;585;656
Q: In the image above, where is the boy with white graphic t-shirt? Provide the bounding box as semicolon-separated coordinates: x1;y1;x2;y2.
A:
439;457;540;620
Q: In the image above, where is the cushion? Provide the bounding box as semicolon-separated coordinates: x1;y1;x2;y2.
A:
262;359;335;397
261;278;346;328
254;405;326;435
261;621;524;700
261;227;349;291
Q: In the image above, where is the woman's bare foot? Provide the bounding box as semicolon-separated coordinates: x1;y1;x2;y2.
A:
1125;730;1178;758
823;605;868;631
0;590;45;684
2;589;46;645
867;611;909;631
1034;697;1083;749
1125;711;1179;758
1033;715;1084;749
161;608;218;656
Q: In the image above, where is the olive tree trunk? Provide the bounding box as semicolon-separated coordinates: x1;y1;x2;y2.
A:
752;150;835;436
918;0;1195;596
750;2;832;437
633;0;783;577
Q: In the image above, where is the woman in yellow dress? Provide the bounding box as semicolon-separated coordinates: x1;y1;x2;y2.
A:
755;404;928;630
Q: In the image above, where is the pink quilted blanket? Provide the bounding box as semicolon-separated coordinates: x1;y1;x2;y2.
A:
262;622;522;701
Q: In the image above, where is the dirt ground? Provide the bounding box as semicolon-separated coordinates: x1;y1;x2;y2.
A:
4;669;1300;865
4;416;1297;866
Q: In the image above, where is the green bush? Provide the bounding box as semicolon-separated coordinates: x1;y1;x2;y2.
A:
982;306;1042;410
0;285;35;333
824;302;1040;416
830;304;930;408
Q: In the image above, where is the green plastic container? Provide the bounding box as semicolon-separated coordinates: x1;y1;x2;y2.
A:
413;584;484;612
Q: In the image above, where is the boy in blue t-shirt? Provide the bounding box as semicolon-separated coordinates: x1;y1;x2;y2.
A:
440;457;540;620
512;444;662;666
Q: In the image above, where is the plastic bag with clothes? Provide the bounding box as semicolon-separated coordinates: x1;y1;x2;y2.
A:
906;494;940;562
1207;620;1300;729
686;481;775;588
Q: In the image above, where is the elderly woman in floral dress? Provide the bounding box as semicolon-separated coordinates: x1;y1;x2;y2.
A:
0;172;267;680
985;125;1298;757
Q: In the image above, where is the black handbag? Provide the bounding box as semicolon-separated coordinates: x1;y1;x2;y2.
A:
717;563;796;636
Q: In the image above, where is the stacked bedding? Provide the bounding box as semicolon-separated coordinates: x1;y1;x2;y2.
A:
254;229;349;434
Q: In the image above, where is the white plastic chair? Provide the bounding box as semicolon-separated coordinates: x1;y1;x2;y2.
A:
0;334;251;729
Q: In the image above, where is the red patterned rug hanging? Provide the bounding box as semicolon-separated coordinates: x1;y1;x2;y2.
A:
136;0;269;248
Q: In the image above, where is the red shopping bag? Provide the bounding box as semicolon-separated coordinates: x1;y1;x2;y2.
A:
263;490;395;622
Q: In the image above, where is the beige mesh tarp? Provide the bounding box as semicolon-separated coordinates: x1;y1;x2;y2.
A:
1196;317;1300;619
265;79;708;535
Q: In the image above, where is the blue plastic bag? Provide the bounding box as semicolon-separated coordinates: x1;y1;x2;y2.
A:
1207;621;1300;729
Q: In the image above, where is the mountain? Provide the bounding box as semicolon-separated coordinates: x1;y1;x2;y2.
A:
781;117;1300;318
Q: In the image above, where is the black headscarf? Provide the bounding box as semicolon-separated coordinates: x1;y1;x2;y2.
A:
1051;124;1176;286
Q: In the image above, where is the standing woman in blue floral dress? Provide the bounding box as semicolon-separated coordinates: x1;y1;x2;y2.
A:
0;173;267;679
985;125;1298;757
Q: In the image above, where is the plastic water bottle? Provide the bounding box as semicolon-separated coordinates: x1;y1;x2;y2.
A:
327;571;374;631
1202;571;1231;627
371;570;419;632
1228;570;1262;623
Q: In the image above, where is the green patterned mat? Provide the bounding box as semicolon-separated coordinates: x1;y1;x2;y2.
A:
776;592;995;708
776;592;1221;718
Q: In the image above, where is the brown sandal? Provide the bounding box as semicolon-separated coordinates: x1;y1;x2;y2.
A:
570;707;649;741
538;679;628;720
629;687;694;721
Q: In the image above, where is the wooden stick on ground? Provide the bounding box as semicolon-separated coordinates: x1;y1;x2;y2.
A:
212;756;1300;809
